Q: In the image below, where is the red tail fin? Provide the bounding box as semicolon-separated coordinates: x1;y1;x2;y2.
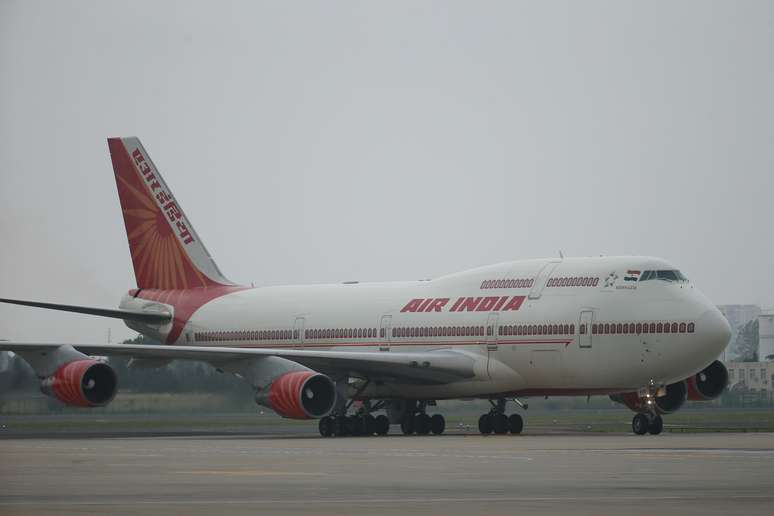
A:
108;137;235;290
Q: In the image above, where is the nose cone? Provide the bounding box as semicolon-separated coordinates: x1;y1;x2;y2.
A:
698;308;732;359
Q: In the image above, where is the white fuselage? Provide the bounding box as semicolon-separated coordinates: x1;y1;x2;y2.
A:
124;256;730;400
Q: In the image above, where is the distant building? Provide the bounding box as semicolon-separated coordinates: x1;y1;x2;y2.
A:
718;304;761;361
759;311;774;361
726;361;774;393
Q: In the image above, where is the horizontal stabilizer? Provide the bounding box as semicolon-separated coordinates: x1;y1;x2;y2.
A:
0;298;171;324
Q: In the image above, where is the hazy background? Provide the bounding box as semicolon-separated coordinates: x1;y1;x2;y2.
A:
1;0;772;344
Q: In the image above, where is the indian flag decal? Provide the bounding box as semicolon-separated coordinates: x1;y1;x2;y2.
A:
624;270;641;282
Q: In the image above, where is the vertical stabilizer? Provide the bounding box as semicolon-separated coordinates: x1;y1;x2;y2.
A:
108;137;235;290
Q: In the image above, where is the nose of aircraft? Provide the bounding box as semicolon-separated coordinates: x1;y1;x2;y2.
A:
698;307;732;359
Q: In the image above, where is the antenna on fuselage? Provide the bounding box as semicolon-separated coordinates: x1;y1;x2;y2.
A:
559;250;564;259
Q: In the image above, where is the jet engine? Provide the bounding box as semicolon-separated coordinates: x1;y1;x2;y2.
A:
255;370;336;419
610;380;688;415
686;360;728;401
40;359;117;407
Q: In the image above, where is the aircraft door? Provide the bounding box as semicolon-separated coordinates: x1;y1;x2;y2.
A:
485;313;499;352
483;313;499;378
578;310;593;349
293;317;305;349
529;261;561;300
379;315;392;351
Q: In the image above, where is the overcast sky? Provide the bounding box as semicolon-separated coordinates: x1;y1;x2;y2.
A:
1;0;773;343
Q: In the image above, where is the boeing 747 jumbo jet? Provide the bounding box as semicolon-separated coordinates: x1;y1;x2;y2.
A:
0;138;731;436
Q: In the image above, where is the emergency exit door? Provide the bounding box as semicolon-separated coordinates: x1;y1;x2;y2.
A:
578;311;593;348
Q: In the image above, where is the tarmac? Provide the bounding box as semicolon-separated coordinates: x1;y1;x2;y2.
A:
1;431;774;515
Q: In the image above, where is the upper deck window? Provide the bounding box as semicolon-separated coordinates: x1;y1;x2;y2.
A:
640;270;688;283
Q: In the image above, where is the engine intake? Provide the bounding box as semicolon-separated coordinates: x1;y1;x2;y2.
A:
687;360;728;401
41;360;117;407
610;380;687;415
257;371;336;419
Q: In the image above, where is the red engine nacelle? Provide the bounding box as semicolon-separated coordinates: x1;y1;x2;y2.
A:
41;360;117;407
686;360;728;401
611;380;688;415
260;371;336;419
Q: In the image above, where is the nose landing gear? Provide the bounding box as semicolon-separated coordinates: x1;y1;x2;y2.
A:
632;413;663;435
630;380;665;435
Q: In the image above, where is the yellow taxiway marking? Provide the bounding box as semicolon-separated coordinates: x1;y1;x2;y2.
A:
174;470;325;476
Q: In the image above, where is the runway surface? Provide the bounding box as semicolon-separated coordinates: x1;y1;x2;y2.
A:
2;432;774;515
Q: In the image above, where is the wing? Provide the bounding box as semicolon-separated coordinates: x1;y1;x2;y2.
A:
0;342;477;385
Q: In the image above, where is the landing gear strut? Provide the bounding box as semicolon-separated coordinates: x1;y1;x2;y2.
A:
478;398;525;435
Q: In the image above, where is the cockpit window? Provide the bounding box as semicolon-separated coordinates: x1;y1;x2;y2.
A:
657;270;680;282
640;270;688;282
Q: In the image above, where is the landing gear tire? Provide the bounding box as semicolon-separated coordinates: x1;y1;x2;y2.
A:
401;414;415;435
333;416;349;437
349;415;365;436
508;414;524;434
318;416;333;437
415;413;431;435
364;414;377;436
478;414;493;435
430;414;445;435
375;414;390;436
648;415;663;435
493;413;509;435
632;413;649;435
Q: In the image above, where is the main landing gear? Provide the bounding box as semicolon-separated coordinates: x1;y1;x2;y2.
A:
632;413;663;435
318;400;448;437
400;402;446;435
318;413;390;437
478;398;525;435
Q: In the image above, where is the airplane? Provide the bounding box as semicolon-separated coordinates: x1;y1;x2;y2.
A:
0;137;731;437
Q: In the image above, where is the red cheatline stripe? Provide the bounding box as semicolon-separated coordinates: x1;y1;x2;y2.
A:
213;338;575;350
